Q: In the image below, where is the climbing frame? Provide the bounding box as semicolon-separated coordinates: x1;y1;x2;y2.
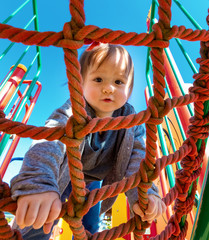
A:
0;0;209;239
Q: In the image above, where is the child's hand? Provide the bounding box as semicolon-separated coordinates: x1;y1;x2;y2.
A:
16;192;62;234
132;194;166;223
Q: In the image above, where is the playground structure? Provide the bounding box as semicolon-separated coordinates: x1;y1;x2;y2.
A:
0;0;42;178
0;0;209;240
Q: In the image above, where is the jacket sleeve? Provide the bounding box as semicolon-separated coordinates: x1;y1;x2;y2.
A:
10;99;72;200
125;125;160;210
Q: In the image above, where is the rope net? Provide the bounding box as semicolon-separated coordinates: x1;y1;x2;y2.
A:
0;1;209;239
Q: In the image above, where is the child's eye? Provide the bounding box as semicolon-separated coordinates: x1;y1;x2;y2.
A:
94;77;102;82
115;80;123;85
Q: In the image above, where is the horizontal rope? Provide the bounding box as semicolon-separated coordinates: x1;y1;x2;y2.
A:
0;0;208;239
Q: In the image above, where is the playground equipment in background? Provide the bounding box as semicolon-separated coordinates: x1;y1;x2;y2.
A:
0;64;41;178
0;0;42;178
0;0;209;240
50;193;158;240
145;2;209;239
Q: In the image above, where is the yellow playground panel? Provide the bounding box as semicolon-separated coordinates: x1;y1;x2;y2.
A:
0;0;209;239
50;218;72;240
50;193;160;240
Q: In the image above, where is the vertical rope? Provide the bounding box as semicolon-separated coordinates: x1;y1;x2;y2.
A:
0;1;208;240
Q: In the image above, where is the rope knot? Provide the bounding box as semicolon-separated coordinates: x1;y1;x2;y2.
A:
147;97;164;126
62;194;86;224
152;23;164;40
147;97;163;124
184;137;197;156
60;122;80;147
187;123;209;140
61;194;89;240
151;22;170;48
169;217;188;239
189;111;209;126
168;215;181;237
61;115;90;147
189;85;209;101
133;215;147;238
66;115;75;139
147;97;159;118
159;97;172;117
188;142;205;170
60;21;84;49
175;181;197;216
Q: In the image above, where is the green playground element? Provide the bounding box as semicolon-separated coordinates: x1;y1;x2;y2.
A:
146;1;209;239
0;0;42;175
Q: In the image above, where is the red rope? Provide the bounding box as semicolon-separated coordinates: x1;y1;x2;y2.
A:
0;1;209;239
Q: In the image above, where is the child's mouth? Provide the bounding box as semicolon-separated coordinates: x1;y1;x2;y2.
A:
103;98;112;102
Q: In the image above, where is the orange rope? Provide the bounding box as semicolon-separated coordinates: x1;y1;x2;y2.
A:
0;0;209;239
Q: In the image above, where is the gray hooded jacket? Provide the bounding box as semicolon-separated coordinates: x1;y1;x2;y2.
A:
11;99;159;214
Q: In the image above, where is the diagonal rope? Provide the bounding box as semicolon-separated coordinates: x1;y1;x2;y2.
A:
0;0;208;239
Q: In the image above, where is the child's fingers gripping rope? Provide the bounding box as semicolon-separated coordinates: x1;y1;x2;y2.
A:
16;192;62;233
133;195;166;223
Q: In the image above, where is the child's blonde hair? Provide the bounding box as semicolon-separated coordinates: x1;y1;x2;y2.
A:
80;44;134;98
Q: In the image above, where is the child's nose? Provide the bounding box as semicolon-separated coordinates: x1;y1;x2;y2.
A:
102;84;114;94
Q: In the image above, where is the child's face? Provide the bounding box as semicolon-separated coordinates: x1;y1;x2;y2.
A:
83;54;132;118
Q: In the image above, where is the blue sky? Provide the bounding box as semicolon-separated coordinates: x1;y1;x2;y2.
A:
0;0;208;183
